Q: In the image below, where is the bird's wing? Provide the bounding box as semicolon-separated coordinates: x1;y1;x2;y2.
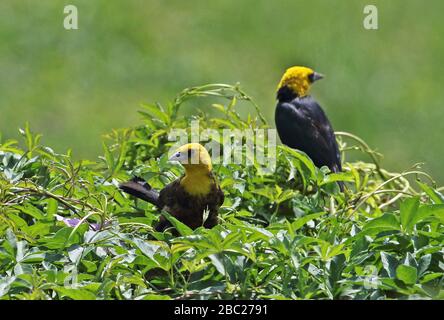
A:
158;179;180;210
304;101;342;172
278;98;342;172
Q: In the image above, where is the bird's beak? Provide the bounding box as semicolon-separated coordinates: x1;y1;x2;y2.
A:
312;72;325;82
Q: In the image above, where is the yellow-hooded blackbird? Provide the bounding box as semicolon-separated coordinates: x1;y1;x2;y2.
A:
275;66;343;188
119;143;224;232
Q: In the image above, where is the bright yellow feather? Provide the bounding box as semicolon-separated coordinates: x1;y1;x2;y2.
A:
180;167;212;195
174;143;214;196
277;66;315;97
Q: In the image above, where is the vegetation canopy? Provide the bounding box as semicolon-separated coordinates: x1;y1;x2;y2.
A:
0;84;443;300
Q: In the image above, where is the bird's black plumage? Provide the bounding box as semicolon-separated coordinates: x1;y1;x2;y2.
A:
119;174;224;232
119;176;160;206
275;85;342;175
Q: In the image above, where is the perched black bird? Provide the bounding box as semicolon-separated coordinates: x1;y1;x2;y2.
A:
275;66;343;188
119;143;224;232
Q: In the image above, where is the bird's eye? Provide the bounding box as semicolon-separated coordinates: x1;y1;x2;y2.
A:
308;73;315;83
175;152;181;158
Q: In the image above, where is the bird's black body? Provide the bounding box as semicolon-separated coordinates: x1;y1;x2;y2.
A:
119;175;224;232
275;86;342;174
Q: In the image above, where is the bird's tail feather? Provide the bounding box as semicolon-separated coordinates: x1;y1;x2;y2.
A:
119;176;160;207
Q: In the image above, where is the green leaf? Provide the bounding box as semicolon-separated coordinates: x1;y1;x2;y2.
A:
319;172;354;186
420;272;443;284
362;213;400;234
68;245;84;263
132;239;170;270
400;197;420;232
276;189;296;204
281;146;316;179
209;254;226;275
161;211;193;236
417;181;444;204
380;252;398;278
291;212;326;232
418;254;432;276
15;204;45;220
102;142;115;169
0;276;16;298
133;239;161;259
396;265;418;285
416;204;444;225
55;287;96;300
22;222;52;238
38;227;84;249
46;198;58;217
250;187;275;201
81;260;98;273
140;103;169;124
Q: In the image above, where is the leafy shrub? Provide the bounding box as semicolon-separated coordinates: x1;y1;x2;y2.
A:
0;84;443;300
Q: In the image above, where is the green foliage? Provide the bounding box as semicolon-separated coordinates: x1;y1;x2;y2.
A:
1;84;443;300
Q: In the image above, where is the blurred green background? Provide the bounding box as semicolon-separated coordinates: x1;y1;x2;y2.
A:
1;0;443;183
